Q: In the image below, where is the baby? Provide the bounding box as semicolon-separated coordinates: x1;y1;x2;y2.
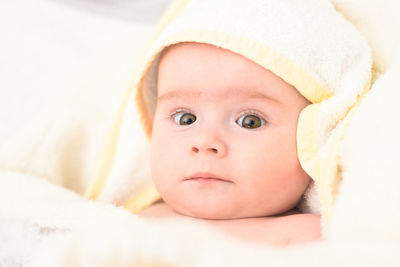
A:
139;42;321;245
96;0;371;247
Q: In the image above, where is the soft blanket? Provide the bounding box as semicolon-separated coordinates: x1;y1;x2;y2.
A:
1;0;400;266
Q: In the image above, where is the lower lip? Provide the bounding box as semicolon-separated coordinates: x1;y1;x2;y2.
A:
186;177;229;183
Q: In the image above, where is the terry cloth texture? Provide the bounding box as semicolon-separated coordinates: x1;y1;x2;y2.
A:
2;0;400;265
85;0;372;222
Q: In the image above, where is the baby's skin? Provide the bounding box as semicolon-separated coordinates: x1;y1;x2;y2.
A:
141;42;321;245
140;201;321;246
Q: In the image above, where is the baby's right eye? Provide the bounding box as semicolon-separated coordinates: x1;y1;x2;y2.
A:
172;112;197;125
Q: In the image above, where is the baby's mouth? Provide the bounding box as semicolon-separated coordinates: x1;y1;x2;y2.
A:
184;172;233;183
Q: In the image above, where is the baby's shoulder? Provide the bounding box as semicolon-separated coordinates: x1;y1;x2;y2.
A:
277;213;321;244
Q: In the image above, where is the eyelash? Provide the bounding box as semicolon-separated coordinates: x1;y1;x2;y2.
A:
169;108;191;118
236;110;265;120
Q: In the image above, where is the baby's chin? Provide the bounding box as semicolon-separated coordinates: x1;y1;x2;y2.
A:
159;186;296;219
164;199;236;219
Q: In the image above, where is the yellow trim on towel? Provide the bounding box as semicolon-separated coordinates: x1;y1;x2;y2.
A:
298;77;372;220
124;183;160;213
84;87;133;200
297;104;321;182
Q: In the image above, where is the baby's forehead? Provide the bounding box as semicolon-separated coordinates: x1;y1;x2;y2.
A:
157;42;297;101
159;42;254;67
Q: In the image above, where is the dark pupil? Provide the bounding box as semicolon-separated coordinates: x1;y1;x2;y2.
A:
243;115;261;128
180;113;196;125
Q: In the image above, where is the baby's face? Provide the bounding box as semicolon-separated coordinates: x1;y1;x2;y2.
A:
151;42;310;219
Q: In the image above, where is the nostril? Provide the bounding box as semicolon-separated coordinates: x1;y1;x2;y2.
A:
210;148;218;154
191;147;220;154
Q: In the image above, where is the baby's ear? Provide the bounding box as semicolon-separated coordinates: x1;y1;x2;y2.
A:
297;181;321;215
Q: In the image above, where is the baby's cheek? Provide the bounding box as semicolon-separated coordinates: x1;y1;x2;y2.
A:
150;133;181;187
150;134;169;180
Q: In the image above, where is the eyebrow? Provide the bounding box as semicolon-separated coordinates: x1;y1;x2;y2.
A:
157;88;280;103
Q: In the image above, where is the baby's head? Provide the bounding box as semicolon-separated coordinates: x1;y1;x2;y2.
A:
130;0;372;220
150;42;311;219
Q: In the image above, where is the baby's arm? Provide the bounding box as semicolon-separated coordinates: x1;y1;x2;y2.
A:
139;202;321;246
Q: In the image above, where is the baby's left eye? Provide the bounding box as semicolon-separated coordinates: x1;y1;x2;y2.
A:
172;112;197;125
236;114;265;129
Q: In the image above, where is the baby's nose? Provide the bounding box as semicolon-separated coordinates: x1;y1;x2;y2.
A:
191;138;227;158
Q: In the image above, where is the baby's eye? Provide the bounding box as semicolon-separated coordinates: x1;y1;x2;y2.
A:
236;114;265;129
172;112;197;125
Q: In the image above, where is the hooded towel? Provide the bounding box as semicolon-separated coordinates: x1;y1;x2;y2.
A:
86;0;372;223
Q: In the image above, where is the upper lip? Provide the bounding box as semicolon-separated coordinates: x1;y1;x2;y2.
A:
184;172;232;182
